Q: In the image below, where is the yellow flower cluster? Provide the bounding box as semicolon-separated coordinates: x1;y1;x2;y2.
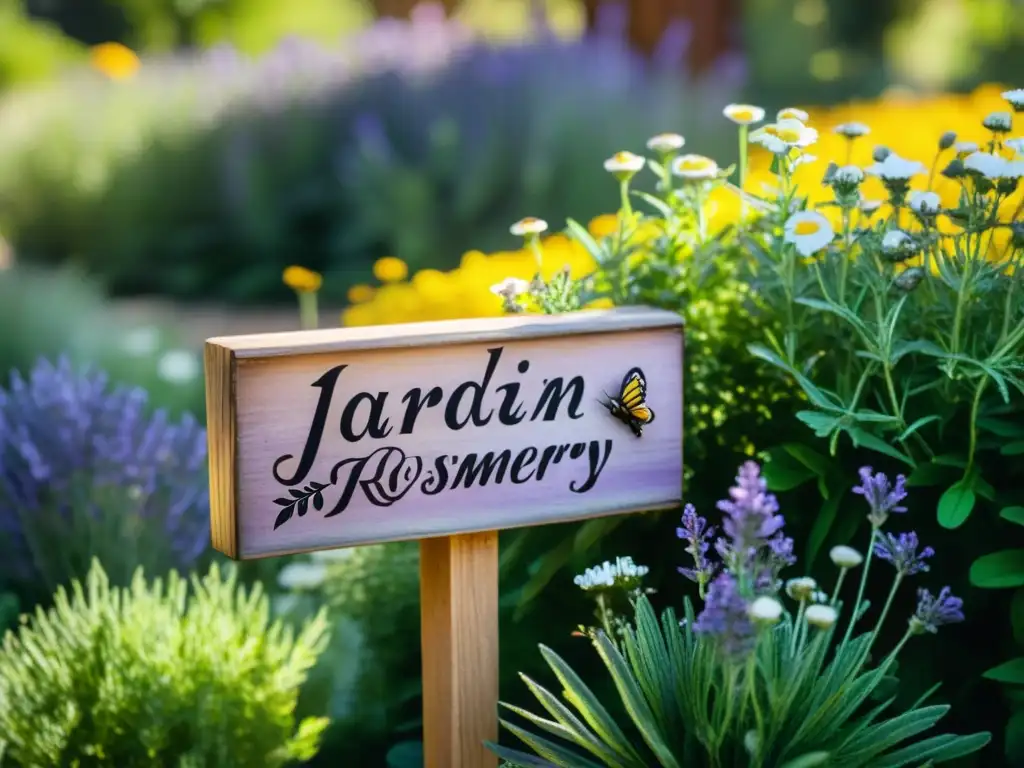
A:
89;42;140;81
324;83;1020;328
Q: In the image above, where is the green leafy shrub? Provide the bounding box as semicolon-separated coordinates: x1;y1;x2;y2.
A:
492;463;989;766
0;15;741;303
0;558;330;767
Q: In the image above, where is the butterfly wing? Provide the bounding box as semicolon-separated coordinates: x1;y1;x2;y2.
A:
619;368;647;409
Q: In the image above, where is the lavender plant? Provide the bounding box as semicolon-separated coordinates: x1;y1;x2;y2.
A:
0;357;209;602
490;463;989;767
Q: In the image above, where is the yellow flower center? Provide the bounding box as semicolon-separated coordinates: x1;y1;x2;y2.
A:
731;108;755;122
90;42;141;81
779;109;803;120
520;217;540;226
347;283;375;304
282;265;323;293
614;152;634;163
777;128;803;143
762;125;780;137
373;255;409;284
680;157;712;171
793;220;821;236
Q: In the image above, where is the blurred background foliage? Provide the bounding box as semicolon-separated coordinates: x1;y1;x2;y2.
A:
1;0;1022;765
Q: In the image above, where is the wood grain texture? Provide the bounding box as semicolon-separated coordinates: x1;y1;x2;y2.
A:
420;532;499;768
204;341;238;558
205;307;684;560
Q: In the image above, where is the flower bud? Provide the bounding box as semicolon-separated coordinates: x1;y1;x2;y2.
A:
829;545;864;569
895;267;925;292
749;596;784;624
938;131;957;150
785;577;817;601
941;158;966;179
872;145;892;162
805;604;839;630
821;161;838;185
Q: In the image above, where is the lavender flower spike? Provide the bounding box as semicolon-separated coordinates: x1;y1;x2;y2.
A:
676;503;717;587
910;586;965;634
853;466;908;528
874;531;935;576
693;572;756;658
716;461;785;560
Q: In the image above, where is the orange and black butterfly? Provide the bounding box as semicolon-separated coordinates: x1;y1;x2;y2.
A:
602;367;656;438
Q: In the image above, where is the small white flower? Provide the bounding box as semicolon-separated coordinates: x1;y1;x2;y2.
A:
1006;137;1024;155
783;211;834;257
278;562;328;591
490;277;531;298
157;349;200;384
811;590;830;604
954;141;979;155
964;150;1011;179
834;121;871;138
723;103;766;125
865;152;926;180
751;119;818;153
1003;89;1024;111
1005;160;1024;179
604;150;646;176
830;545;865;569
908;190;942;215
749;596;784;624
574;556;649;591
671;153;719;180
983;111;1013;132
805;604;839;630
882;229;913;253
791;153;818;169
122;326;161;357
832;165;864;185
510;217;548;237
646;132;685;153
778;107;810;123
785;576;818;601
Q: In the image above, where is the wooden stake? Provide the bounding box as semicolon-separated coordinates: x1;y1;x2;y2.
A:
420;531;500;768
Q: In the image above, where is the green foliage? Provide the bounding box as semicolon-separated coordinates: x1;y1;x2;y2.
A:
0;2;85;90
0;558;330;767
493;596;988;767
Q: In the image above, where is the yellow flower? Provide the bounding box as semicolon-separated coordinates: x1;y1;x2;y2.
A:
90;42;140;81
347;283;375;304
282;265;322;293
373;256;409;283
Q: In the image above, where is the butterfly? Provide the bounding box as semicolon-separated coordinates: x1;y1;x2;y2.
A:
602;367;656;438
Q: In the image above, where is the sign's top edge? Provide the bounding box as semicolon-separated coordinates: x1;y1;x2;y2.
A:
206;306;683;360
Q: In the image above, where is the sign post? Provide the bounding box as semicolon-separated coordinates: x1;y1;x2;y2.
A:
204;306;684;768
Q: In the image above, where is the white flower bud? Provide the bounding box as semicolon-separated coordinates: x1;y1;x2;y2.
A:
805;604;839;630
829;545;864;569
785;577;817;601
749;596;784;624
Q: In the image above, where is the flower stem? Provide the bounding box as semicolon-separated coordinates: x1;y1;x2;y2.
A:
841;528;877;648
790;600;807;656
830;567;849;606
528;235;544;273
619;180;633;224
738;125;749;225
867;572;903;655
298;291;319;331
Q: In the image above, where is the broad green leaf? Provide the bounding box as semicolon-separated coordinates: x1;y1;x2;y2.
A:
984;658;1024;684
805;489;842;568
839;705;949;764
762;447;817;491
933;454;967;468
1002;441;1024;456
1005;711;1024;764
1002;507;1024;526
782;443;834;477
845;426;916;467
906;462;948;487
747;343;845;412
1011;588;1024;644
970;549;1024;589
937;482;976;529
977;417;1024;438
795;410;840;438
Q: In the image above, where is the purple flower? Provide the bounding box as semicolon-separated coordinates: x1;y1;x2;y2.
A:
910;586;964;634
874;531;935;576
693;572;756;658
853;466;908;527
717;462;785;561
0;358;209;590
676;503;717;586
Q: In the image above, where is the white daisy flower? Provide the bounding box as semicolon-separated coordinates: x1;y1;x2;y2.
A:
954;141;979;155
1003;88;1024;111
832;165;864;185
805;604;839;630
791;153;818;169
865;152;926;181
509;217;548;237
671;153;719;180
785;576;818;601
157;349;200;384
603;150;646;177
490;277;531;298
749;596;783;624
778;107;810;123
751;119;818;153
1006;137;1024;155
278;562;328;591
983;111;1013;132
783;211;834;257
574;557;649;591
908;190;942;215
964;151;1011;178
834;121;871;138
723;103;766;125
882;229;913;253
646;132;685;153
829;545;864;569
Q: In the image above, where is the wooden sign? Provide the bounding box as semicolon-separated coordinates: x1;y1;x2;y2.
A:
203;306;684;767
